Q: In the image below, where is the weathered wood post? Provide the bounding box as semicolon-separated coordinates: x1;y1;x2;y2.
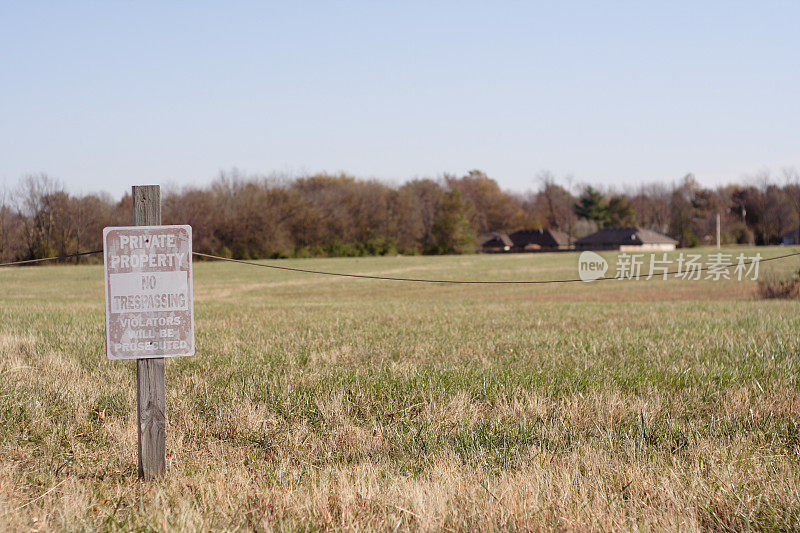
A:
132;185;166;479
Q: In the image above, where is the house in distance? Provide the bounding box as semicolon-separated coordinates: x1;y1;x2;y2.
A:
480;228;571;253
479;232;514;253
781;228;800;245
508;228;571;252
576;227;677;251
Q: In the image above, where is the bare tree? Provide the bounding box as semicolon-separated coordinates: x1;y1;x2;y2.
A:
15;174;65;259
535;171;577;240
0;186;25;262
632;183;671;233
782;167;800;240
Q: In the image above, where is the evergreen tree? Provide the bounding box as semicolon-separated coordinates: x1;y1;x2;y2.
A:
606;195;636;226
574;186;608;227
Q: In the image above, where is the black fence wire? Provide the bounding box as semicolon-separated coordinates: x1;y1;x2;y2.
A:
1;248;799;285
0;250;104;267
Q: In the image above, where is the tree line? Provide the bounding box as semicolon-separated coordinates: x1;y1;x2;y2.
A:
1;169;799;264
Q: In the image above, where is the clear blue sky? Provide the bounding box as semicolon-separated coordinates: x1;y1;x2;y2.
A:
1;1;798;199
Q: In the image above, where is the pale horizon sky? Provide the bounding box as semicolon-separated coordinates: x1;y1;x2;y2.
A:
1;1;798;200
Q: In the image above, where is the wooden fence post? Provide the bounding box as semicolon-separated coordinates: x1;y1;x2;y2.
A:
132;185;166;480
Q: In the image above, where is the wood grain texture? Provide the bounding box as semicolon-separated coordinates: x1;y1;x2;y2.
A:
136;357;166;479
132;185;161;226
132;185;167;480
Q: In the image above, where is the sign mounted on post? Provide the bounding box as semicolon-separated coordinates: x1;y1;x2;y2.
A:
103;225;194;360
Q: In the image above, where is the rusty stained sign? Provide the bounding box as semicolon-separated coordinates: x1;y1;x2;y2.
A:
103;225;194;359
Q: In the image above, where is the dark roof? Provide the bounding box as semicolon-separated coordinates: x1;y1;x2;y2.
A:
480;232;513;247
509;228;570;248
576;227;677;246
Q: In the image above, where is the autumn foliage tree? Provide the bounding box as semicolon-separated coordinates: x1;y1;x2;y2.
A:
1;168;798;264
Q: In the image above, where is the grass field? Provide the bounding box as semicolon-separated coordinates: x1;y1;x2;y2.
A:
1;246;799;531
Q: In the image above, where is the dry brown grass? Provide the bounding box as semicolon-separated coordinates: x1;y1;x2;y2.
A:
1;248;799;530
757;271;800;299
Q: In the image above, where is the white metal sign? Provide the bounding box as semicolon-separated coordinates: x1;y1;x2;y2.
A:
103;225;194;359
